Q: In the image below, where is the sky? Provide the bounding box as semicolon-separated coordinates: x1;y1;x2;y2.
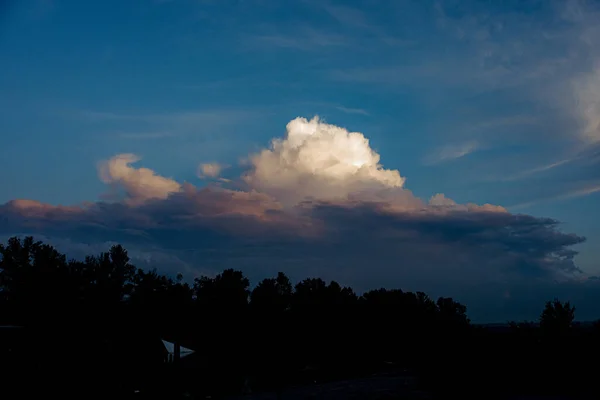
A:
1;0;600;322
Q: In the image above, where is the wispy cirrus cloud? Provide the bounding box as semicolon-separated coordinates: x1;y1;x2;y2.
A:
323;3;370;29
244;27;349;51
71;108;263;145
320;0;600;204
464;116;541;134
573;65;600;144
241;1;413;55
567;184;600;199
424;141;480;165
319;2;415;47
114;131;175;140
502;158;576;182
78;109;258;125
335;105;369;116
510;181;600;210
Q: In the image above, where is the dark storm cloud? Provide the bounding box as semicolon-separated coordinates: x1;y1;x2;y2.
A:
0;191;586;296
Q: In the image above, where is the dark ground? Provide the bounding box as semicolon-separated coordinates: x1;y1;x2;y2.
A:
224;370;596;400
226;371;426;400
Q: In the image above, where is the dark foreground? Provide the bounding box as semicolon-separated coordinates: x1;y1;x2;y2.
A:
227;370;428;400
1;238;599;399
227;372;597;400
3;323;600;399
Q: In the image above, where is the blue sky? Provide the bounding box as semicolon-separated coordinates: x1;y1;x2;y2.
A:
1;0;599;320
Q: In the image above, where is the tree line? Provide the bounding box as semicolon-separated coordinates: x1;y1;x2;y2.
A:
0;236;597;398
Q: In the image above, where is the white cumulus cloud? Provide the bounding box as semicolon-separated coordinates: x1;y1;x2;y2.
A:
98;154;181;205
244;116;405;204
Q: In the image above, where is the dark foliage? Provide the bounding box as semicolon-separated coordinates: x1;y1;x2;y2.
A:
0;236;599;399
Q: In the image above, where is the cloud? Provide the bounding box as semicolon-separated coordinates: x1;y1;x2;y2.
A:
241;1;412;56
0;117;591;321
465;116;541;134
573;66;600;144
559;0;600;144
494;140;600;207
116;131;175;139
335;106;370;116
323;4;370;29
243;117;405;204
75;109;260;138
324;0;600;186
317;2;412;47
496;140;600;185
198;162;224;179
97;154;182;205
510;181;600;210
503;158;576;182
568;183;600;198
317;0;600;211
245;27;348;51
80;110;252;124
424;141;480;165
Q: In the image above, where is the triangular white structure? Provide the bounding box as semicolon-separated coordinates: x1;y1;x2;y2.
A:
161;339;194;363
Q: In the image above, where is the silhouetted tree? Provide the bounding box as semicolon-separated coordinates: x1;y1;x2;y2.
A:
540;298;575;334
130;268;174;315
85;244;135;305
250;272;293;315
194;268;249;312
194;269;250;393
436;297;469;326
249;272;294;392
0;236;74;322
